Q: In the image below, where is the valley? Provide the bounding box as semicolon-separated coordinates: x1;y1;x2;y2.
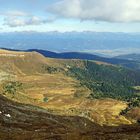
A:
0;49;140;139
1;0;140;139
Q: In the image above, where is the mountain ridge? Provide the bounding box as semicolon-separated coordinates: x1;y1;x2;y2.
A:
1;48;140;70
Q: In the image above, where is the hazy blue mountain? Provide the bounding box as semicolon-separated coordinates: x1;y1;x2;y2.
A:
0;31;140;56
115;54;140;62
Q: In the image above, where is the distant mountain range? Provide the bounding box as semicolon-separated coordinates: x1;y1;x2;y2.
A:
0;32;140;56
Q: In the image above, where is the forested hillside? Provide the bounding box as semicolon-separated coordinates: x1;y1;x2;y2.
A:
68;60;140;103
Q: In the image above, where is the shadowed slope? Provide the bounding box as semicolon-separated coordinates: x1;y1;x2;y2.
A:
0;95;96;140
1;95;140;140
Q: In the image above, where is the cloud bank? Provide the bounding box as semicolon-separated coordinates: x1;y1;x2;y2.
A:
48;0;140;22
4;16;47;27
2;10;49;27
3;11;29;17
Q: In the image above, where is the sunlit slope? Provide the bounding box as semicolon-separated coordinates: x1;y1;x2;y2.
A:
0;49;90;106
0;49;140;126
0;49;48;75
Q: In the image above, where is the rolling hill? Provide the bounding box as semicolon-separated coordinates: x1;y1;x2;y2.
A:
2;48;140;70
1;49;140;140
0;49;140;126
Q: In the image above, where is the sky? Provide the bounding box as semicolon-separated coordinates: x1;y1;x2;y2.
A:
0;0;140;32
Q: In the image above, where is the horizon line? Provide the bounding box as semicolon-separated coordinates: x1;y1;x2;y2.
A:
0;30;140;34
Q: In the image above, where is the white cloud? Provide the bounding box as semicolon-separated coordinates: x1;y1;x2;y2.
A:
48;0;140;22
4;11;29;17
4;16;47;27
4;17;26;27
1;10;51;27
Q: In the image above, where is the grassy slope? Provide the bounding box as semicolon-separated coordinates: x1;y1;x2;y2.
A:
0;49;140;125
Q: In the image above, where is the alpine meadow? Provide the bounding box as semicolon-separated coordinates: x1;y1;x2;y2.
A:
0;0;140;140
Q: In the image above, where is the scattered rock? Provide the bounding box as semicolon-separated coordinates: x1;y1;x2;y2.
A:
4;114;11;118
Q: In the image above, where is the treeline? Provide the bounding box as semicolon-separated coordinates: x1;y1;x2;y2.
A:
68;60;140;102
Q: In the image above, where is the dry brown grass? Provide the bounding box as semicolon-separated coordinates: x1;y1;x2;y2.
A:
0;49;135;126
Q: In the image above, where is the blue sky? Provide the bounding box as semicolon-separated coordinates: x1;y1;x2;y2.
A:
0;0;140;32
